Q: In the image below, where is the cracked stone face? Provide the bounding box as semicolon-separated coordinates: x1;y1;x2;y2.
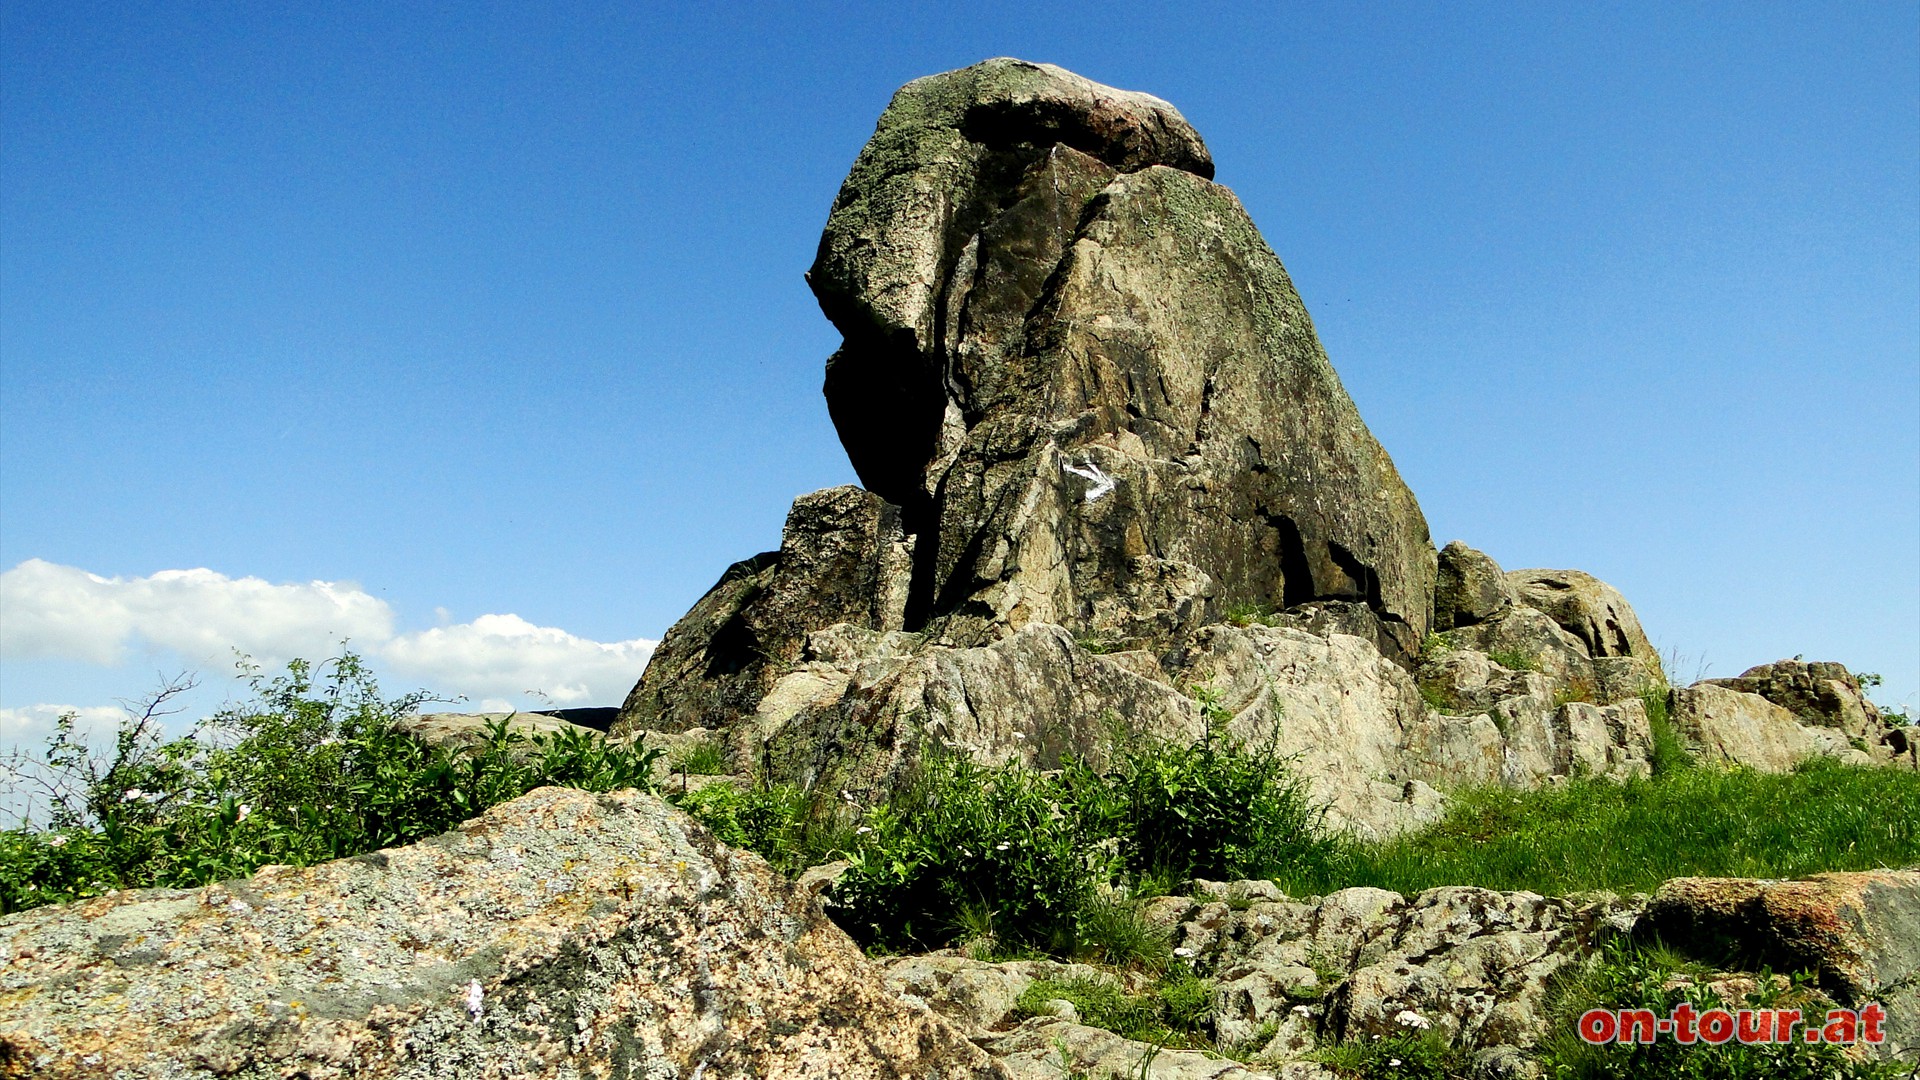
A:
616;57;1437;770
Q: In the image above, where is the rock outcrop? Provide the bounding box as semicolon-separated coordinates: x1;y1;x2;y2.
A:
0;787;1005;1080
617;58;1439;785
610;59;1909;833
1667;663;1914;773
881;872;1919;1075
1645;871;1920;1058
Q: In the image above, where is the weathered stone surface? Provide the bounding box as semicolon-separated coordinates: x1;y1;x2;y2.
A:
812;58;1211;402
1670;682;1871;771
886;152;1437;659
883;956;1113;1034
1190;624;1650;837
1183;623;1444;837
0;787;1005;1080
1433;541;1517;631
617;485;912;735
1505;568;1660;670
1644;870;1920;1058
1706;659;1883;736
754;622;1202;802
1162;884;1637;1059
397;710;603;751
1435;607;1602;698
620;58;1438;757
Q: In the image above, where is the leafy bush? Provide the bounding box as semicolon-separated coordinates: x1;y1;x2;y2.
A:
1080;727;1337;884
0;654;662;914
669;739;730;776
1641;687;1693;778
1311;1030;1467;1079
1073;888;1173;970
830;751;1099;953
829;716;1339;955
672;780;822;874
1486;647;1539;672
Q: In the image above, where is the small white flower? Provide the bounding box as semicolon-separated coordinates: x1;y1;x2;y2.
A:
1011;732;1026;740
1394;1009;1432;1030
1291;1005;1311;1016
236;804;252;822
855;826;872;835
1172;947;1195;958
840;789;855;803
995;842;1010;851
1389;1060;1402;1068
464;979;484;1019
48;834;68;848
123;788;144;801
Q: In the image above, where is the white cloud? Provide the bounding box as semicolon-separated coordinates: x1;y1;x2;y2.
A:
0;560;655;709
384;614;655;706
0;704;126;745
1;559;392;666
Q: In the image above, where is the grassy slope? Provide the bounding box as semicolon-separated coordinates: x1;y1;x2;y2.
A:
1275;757;1920;898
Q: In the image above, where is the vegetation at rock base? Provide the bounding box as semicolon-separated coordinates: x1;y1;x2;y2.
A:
0;653;666;914
828;719;1339;954
1271;754;1920;900
1310;1030;1467;1079
1013;965;1215;1050
1537;940;1910;1080
668;738;730;776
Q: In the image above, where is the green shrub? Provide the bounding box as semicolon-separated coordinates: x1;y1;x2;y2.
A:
1641;687;1693;778
1084;728;1338;884
1311;1029;1467;1079
1224;600;1275;627
669;739;730;776
671;780;817;873
0;654;662;914
830;751;1100;953
1486;647;1539;673
1074;889;1172;970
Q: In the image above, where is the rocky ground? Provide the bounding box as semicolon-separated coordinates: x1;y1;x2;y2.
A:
5;786;1914;1077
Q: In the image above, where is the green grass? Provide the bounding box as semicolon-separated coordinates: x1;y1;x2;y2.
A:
670;739;730;776
1536;940;1908;1079
1485;647;1539;672
1273;756;1920;898
1014;965;1215;1049
1642;688;1694;778
1310;1030;1467;1079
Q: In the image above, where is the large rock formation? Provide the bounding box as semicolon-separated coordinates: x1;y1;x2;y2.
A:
810;59;1435;659
0;787;1006;1080
613;59;1909;829
616;58;1442;809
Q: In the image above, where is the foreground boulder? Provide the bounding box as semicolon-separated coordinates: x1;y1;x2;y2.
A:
0;787;1005;1080
1644;870;1920;1058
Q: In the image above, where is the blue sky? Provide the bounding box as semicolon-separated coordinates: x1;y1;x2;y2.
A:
2;1;1915;740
